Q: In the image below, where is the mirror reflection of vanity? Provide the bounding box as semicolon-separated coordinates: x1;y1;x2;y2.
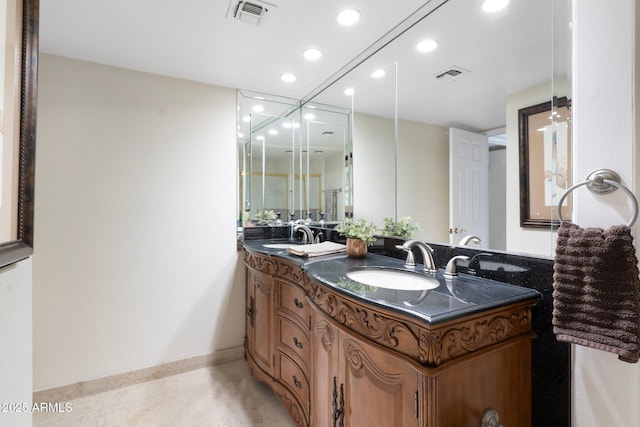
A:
237;90;353;226
237;0;571;258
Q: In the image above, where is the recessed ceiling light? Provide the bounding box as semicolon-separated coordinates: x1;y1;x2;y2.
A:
371;68;386;78
337;9;360;26
242;116;251;123
344;87;354;96
281;73;297;83
238;132;244;138
303;48;322;61
252;105;264;113
268;129;278;135
304;113;316;120
482;0;509;13
256;135;265;141
282;121;301;129
416;39;438;53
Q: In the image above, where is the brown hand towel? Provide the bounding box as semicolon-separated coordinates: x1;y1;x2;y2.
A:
553;221;640;363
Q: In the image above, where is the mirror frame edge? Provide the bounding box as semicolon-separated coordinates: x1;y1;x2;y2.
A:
0;0;38;268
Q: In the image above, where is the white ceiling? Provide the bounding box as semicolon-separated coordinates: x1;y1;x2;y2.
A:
39;0;430;100
39;0;570;132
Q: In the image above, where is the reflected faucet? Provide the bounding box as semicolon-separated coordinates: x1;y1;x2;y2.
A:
467;252;492;275
459;235;481;246
397;240;436;273
293;224;314;244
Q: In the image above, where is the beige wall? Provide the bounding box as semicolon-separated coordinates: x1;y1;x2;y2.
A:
397;119;449;242
353;112;449;241
33;54;242;391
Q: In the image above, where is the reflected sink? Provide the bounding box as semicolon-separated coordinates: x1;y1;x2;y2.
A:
346;268;440;291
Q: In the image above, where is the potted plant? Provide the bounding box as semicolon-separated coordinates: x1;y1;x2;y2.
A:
335;219;377;258
382;216;421;239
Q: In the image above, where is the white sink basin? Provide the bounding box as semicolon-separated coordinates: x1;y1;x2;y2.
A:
262;243;301;249
346;268;440;291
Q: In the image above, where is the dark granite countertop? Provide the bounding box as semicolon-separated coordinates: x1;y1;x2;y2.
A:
244;239;541;326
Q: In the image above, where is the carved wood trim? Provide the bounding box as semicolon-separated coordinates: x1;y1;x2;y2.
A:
313;318;336;353
244;250;277;275
308;276;534;366
274;388;308;427
421;376;439;426
244;248;305;283
247;350;308;427
343;339;403;387
441;307;533;360
275;258;305;283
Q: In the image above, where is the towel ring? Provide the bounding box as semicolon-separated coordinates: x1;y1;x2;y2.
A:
557;169;639;227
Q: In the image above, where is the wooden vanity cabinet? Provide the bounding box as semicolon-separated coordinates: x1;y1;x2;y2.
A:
244;247;537;427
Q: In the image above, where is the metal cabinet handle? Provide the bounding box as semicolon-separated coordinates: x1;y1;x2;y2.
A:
292;375;302;389
247;296;254;327
293;337;303;349
481;408;504;427
294;298;304;309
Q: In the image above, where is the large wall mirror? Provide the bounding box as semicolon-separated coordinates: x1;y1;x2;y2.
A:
0;0;38;268
237;0;572;258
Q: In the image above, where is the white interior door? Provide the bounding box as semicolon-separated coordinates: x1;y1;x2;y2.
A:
449;128;489;246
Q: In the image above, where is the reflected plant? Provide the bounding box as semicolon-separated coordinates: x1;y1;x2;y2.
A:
337;276;377;293
382;217;421;239
254;209;277;222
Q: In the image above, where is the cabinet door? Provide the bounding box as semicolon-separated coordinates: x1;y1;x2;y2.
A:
340;328;419;427
310;309;339;427
310;307;419;427
246;268;275;376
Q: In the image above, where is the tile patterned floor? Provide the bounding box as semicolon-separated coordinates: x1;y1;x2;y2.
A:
33;359;298;427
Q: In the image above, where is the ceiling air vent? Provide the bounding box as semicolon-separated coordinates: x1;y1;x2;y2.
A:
227;0;277;26
435;66;470;81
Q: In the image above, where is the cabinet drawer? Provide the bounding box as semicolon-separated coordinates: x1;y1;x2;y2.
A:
279;281;309;327
279;316;310;365
278;352;309;412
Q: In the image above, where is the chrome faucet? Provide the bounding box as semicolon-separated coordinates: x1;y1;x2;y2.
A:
293;224;314;244
458;235;481;246
444;255;470;277
397;240;436;273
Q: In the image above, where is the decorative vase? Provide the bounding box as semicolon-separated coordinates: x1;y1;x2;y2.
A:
346;238;368;258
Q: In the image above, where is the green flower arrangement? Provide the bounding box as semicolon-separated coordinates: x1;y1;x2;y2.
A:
382;216;421;240
335;219;378;246
254;209;277;222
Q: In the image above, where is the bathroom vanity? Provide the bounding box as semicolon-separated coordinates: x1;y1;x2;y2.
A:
243;241;540;427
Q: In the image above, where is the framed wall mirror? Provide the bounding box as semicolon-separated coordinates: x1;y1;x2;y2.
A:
0;0;38;268
519;96;572;229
